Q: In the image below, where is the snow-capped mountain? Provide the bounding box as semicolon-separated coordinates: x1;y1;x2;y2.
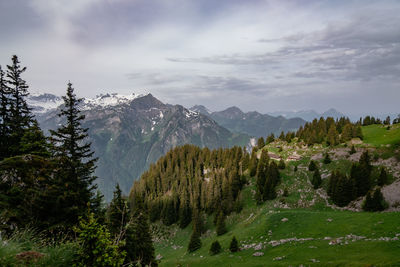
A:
81;93;145;110
28;93;63;113
28;92;147;113
33;93;249;201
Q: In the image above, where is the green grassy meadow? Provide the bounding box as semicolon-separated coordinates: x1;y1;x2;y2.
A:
155;131;400;266
362;124;400;147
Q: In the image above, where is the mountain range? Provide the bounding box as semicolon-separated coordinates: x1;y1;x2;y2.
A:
190;105;306;137
29;93;249;201
266;108;346;121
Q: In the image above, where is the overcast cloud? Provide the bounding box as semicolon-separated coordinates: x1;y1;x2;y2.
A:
0;0;399;116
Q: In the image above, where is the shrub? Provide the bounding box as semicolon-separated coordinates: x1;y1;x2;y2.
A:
73;213;125;267
229;236;239;252
323;153;331;164
209;241;221;255
187;232;201;253
278;159;286;169
362;188;388;212
308;160;317;171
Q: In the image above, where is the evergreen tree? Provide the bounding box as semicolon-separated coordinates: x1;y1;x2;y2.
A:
308;160;317;171
266;133;275;144
248;150;258;177
188;230;201;253
20;120;50;157
125;210;157;266
257;137;265;149
5;55;34;157
323;153;331;164
0;65;10;160
278;159;286;169
107;184;128;240
209;240;221;255
50;82;99;229
312;167;322;189
362;188;387;212
216;211;227;236
279;131;285;140
377;167;388;186
350;145;356;154
229;236;239;252
294;165;298;172
327;124;338;146
74;213;125;267
179;194;192;229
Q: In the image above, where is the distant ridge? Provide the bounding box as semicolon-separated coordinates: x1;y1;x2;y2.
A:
190;105;306;138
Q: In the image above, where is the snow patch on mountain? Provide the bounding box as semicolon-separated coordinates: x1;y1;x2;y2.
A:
82;93;144;110
28;93;63;113
28;92;148;113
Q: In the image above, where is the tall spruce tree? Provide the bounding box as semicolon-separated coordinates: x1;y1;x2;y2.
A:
5;56;34;157
312;167;322;189
50;82;99;228
107;184;128;241
229;236;239;252
125;210;157;266
216;211;227;236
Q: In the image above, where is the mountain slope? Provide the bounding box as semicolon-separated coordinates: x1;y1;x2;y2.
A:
268;108;346;122
32;93;249;200
208;106;305;137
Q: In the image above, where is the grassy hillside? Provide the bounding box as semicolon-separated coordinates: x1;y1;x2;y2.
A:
153;137;400;266
362;123;400;147
154;172;400;266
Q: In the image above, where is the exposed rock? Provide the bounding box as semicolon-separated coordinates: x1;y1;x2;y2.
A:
253;252;264;257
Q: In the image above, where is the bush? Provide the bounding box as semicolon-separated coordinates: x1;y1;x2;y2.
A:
362;188;388;212
323;153;331;164
229;236;239;252
278;159;286;169
308;160;317;171
311;168;322;189
209;241;221;255
73;213;125;267
187;232;201;253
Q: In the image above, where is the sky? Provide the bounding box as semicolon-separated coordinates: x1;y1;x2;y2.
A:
0;0;399;116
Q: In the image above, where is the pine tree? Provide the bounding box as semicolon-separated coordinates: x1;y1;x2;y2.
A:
362;188;387;212
179;194;192;229
74;213;125;267
323;153;331;164
308;160;317;171
50;82;99;229
0;65;10;160
5;55;34;157
279;131;285;140
312;167;322;189
278;159;285;169
257;137;265;149
216;211;227;236
350;145;356;154
229;236;239;252
209;240;221;255
20;120;50;157
248;150;258;177
188;230;201;253
266;133;275;144
125;210;157;266
377;167;388;186
107;184;128;240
